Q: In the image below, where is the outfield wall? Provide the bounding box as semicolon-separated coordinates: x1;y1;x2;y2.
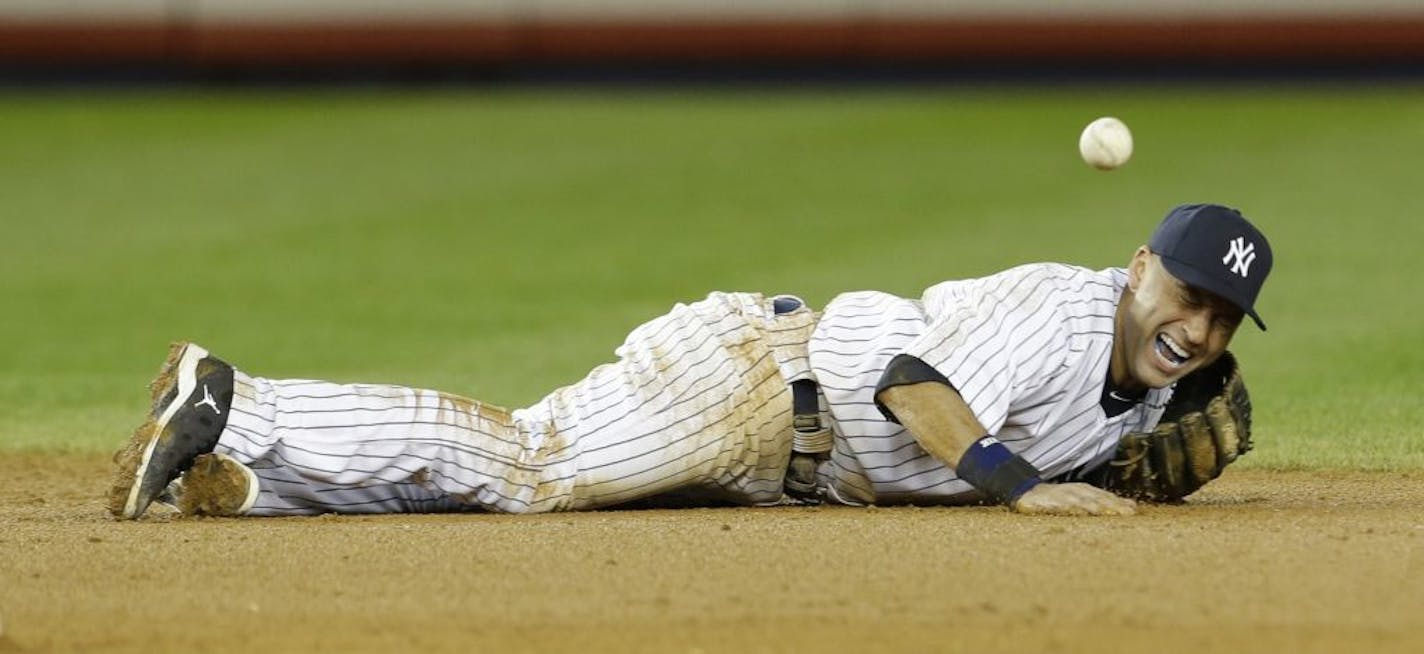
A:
3;1;1424;70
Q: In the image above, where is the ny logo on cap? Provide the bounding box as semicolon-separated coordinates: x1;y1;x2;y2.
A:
1222;236;1257;278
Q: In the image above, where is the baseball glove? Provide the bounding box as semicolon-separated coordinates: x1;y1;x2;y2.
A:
1088;351;1253;502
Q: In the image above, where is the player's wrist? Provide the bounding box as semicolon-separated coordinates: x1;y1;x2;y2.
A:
955;435;1043;504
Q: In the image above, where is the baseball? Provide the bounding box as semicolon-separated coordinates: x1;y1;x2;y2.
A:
1078;116;1133;170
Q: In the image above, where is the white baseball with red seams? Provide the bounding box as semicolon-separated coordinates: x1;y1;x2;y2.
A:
1079;116;1134;170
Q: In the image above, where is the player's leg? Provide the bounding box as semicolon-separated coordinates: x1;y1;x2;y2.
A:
218;289;805;515
548;292;800;510
234;291;803;513
108;293;809;519
108;342;563;518
213;372;555;516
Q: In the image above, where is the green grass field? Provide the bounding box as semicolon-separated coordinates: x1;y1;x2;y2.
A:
1;87;1420;470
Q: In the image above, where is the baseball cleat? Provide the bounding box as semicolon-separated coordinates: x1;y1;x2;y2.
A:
107;342;235;520
171;453;260;517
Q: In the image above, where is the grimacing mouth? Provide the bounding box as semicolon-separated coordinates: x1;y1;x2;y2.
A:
1153;332;1192;369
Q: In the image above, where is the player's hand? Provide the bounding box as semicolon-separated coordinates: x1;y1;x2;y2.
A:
1010;482;1138;516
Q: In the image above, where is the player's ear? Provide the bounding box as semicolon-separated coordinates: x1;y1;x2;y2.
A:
1126;246;1152;291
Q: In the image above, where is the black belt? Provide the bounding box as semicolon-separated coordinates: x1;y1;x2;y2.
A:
771;295;824;437
772;294;828;503
791;380;821;435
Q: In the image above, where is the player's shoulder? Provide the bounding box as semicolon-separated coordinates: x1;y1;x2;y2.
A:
921;262;1124;324
999;261;1114;285
1005;262;1126;301
934;262;1118;300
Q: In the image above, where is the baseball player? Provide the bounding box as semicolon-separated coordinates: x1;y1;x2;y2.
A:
109;203;1272;520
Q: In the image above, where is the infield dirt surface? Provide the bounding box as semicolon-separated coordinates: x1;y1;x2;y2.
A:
0;454;1420;653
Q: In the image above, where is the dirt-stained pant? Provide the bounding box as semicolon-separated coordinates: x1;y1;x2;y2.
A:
212;292;819;515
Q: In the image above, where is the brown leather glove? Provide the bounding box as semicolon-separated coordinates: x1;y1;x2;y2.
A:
1091;351;1253;502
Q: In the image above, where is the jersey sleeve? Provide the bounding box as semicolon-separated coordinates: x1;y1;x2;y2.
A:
899;270;1072;436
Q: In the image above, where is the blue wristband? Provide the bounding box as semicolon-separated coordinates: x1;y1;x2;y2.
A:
955;435;1043;504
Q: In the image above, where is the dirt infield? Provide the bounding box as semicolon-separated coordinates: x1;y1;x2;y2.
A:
0;454;1420;654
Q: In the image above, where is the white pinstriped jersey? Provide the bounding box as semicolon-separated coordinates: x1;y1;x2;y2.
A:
809;263;1172;505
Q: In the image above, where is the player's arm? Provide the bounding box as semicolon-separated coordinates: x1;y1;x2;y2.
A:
875;355;1136;517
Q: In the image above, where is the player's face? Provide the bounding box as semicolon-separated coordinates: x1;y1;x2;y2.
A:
1117;248;1243;389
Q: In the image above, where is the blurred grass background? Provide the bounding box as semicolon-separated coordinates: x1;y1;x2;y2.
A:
0;87;1420;470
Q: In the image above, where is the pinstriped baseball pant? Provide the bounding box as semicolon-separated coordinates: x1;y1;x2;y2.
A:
212;292;818;515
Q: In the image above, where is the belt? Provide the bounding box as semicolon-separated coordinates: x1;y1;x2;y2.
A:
773;295;831;503
771;294;832;453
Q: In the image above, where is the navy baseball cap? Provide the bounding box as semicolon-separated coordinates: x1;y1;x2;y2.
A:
1148;204;1273;330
